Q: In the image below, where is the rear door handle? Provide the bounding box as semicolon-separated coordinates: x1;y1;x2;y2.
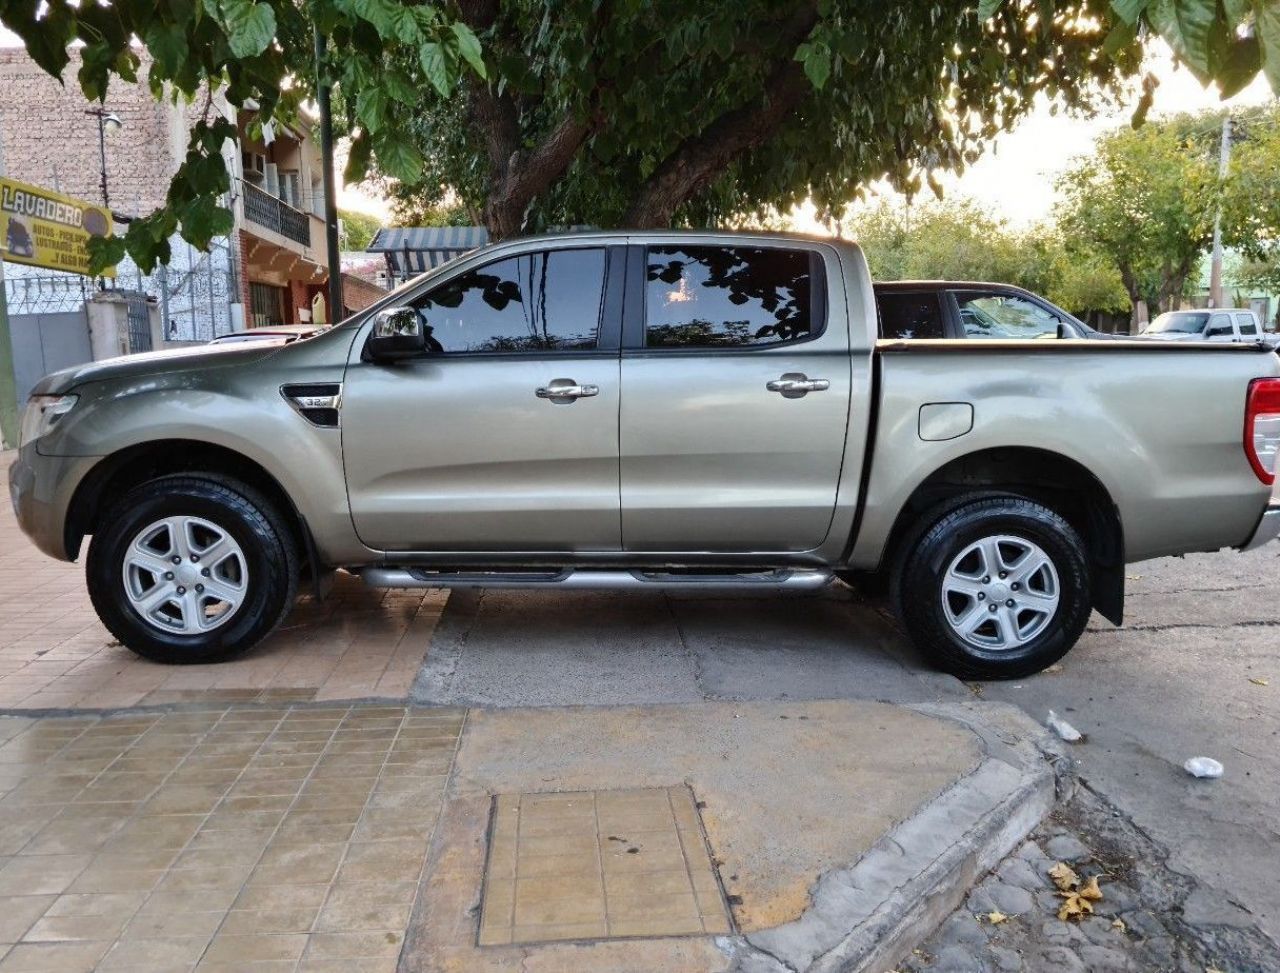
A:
536;380;599;401
767;373;829;397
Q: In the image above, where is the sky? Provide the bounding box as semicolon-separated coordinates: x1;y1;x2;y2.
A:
787;44;1276;234
1;29;1274;225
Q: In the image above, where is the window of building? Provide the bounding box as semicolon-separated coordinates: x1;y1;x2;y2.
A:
643;246;819;348
414;248;606;353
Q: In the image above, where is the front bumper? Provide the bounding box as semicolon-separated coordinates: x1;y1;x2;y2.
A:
7;444;98;561
1241;500;1280;551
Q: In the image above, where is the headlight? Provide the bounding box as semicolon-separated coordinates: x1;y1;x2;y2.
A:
19;394;78;448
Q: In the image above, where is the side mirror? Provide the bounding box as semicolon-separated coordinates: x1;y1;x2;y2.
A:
367;307;426;361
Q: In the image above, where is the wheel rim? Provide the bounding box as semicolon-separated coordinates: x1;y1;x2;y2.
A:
940;534;1060;652
122;516;249;635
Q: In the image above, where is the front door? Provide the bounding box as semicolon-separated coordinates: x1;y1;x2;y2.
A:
342;245;622;552
619;242;854;553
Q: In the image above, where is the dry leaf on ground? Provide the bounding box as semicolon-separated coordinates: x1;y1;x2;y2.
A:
1112;918;1127;933
985;911;1009;924
1048;862;1080;891
1249;677;1269;686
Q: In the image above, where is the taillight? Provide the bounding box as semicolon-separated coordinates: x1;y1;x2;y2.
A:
1245;377;1280;485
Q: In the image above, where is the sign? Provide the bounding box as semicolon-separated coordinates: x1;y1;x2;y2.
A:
0;176;115;277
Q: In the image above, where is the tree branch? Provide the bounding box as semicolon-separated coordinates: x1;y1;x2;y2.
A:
624;3;819;227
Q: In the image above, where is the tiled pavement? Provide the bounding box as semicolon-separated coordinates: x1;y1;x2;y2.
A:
0;704;465;971
479;787;732;945
1;451;446;710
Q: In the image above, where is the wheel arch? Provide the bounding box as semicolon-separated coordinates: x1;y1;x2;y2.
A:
877;446;1125;625
65;439;320;583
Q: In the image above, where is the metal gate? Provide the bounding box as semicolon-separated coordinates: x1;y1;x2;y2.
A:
122;291;154;353
7;308;93;414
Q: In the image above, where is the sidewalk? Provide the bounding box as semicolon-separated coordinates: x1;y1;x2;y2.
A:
0;698;1056;973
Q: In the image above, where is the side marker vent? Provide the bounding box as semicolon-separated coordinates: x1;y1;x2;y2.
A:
281;383;342;428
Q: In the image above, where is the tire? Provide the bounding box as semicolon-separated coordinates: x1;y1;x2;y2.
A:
892;494;1091;680
87;474;299;664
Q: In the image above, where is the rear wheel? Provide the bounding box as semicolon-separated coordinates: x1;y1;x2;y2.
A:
87;475;298;664
894;495;1091;680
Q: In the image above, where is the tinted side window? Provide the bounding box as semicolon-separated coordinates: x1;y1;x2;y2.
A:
1206;314;1233;337
415;248;605;353
955;292;1060;339
877;292;946;339
1236;313;1259;336
644;246;817;348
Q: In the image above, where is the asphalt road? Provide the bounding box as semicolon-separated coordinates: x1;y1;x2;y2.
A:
412;545;1280;947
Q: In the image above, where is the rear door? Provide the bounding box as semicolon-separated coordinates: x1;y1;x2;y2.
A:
342;244;624;552
618;240;853;553
1236;312;1260;340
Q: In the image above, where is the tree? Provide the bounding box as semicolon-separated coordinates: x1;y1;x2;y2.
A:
1055;118;1219;322
0;0;1274;269
380;0;1278;240
844;198;1128;318
0;0;485;271
337;209;382;250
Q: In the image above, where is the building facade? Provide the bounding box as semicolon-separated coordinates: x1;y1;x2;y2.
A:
0;45;356;334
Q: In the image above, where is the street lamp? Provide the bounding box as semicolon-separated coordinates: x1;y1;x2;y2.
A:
84;108;123;209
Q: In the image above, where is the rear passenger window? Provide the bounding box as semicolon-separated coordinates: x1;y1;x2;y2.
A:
877;292;946;339
1206;314;1234;338
1236;313;1259;336
643;246;821;348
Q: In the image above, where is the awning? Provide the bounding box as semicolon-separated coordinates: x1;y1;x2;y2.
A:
367;226;489;284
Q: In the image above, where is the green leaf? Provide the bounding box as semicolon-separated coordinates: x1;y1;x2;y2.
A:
355;86;390;134
1144;0;1217;79
355;0;400;38
1103;19;1138;57
978;0;1005;19
376;132;424;181
390;6;421;44
801;45;832;89
344;133;374;183
222;0;276;58
1218;36;1261;98
1258;0;1280;91
451;22;486;78
145;22;189;76
1111;0;1149;25
419;40;452;96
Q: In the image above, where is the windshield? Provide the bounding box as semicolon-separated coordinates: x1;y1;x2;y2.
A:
1146;312;1208;335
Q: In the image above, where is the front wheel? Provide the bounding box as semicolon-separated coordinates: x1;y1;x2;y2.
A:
87;475;298;664
894;495;1091;680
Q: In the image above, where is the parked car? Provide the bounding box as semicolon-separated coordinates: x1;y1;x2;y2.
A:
208;325;329;345
874;281;1098;340
1140;308;1267;344
11;232;1280;679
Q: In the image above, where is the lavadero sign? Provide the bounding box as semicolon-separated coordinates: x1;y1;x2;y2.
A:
0;176;115;277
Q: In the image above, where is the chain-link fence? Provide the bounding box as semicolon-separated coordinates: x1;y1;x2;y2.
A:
3;231;238;342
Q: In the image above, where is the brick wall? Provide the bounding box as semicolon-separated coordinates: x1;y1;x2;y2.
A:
0;47;185;217
341;274;387;314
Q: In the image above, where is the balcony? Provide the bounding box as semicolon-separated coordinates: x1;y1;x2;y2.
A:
242;180;311;247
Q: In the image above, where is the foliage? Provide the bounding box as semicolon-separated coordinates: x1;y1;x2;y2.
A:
386;190;475;229
0;0;485;271
337;209;382;250
1057;104;1280;320
1055;115;1220;316
0;0;1273;270
381;0;1275;239
843;198;1129;316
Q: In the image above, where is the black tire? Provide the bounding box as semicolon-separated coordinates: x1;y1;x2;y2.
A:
892;494;1091;680
87;474;299;664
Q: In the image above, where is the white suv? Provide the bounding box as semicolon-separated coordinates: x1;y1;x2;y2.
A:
1143;308;1264;343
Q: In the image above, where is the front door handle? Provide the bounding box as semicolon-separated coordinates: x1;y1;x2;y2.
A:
536;380;599;402
767;373;830;398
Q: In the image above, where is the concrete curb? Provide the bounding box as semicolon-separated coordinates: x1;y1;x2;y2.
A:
727;702;1065;973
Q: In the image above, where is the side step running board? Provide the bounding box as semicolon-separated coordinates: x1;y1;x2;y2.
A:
358;566;833;592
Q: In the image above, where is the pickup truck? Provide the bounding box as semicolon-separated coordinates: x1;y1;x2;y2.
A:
10;231;1280;679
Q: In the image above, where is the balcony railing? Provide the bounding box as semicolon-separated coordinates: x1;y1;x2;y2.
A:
242;180;311;247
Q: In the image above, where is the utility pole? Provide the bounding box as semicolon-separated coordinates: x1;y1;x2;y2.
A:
0;112;20;450
313;28;343;323
1208;114;1232;309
